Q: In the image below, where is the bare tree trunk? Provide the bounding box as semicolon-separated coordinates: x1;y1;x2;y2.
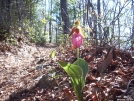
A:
102;0;109;43
118;4;121;49
87;0;98;44
94;13;98;45
132;0;134;49
49;0;52;43
0;0;11;41
132;0;134;40
0;0;2;13
56;18;58;43
73;6;76;21
16;0;21;21
60;0;70;34
79;2;81;19
110;2;118;45
7;0;11;24
29;0;32;24
44;0;47;33
87;0;94;37
83;0;86;26
97;0;102;41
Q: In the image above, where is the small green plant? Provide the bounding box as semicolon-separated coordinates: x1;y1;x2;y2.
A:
49;50;56;59
58;58;89;101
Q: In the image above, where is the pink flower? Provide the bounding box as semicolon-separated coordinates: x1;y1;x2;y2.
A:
72;33;83;49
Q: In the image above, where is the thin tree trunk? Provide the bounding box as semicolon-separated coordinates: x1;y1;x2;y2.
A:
49;0;52;43
97;0;102;43
79;2;81;19
7;0;11;24
110;2;118;45
60;0;70;34
73;6;76;22
132;0;134;49
118;5;121;49
56;18;58;43
83;0;86;26
0;0;2;12
30;0;32;24
16;0;21;21
44;0;47;34
132;0;134;40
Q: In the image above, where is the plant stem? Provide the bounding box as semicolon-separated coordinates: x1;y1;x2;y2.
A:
78;86;83;101
76;48;79;59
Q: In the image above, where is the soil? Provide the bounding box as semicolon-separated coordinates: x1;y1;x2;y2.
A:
0;42;58;101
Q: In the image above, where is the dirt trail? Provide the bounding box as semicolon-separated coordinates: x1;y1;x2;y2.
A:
0;43;58;101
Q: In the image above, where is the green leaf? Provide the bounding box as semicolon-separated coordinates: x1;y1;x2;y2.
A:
58;60;83;101
58;61;82;78
58;59;89;101
49;50;56;58
83;32;88;38
73;58;89;84
41;18;47;24
70;77;83;101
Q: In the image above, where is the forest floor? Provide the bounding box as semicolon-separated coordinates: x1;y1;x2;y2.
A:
0;40;134;101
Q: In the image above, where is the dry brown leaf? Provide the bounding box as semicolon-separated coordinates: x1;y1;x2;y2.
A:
118;68;126;75
86;74;96;82
97;47;113;73
92;94;98;101
63;88;74;101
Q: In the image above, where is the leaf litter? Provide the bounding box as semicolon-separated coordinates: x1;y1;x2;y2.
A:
0;43;134;101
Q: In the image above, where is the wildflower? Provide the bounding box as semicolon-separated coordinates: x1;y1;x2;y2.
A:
69;20;84;37
72;32;83;49
69;20;84;49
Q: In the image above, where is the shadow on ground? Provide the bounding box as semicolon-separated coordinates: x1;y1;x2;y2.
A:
6;74;55;101
6;85;37;101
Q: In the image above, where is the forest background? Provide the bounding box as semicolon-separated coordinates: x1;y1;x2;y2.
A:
0;0;134;50
0;0;134;101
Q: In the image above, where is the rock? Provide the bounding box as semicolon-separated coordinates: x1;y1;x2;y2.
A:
36;64;45;70
36;58;45;64
36;74;55;89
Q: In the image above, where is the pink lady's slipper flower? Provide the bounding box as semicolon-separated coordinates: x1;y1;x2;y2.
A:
72;33;83;49
68;20;84;50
